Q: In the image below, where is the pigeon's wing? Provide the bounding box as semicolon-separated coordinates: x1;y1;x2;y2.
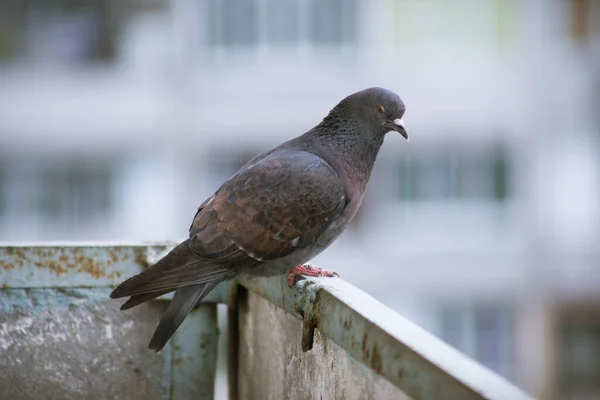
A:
189;149;348;263
111;150;347;298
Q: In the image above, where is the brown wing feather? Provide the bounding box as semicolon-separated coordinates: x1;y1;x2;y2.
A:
190;150;347;262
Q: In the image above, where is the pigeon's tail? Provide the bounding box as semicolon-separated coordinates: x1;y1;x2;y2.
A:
110;239;231;351
119;288;174;311
148;281;219;351
111;239;231;302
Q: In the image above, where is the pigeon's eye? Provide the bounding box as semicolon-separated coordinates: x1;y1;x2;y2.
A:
376;105;385;114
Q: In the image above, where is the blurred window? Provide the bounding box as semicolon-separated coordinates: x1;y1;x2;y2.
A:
266;0;299;45
556;305;600;399
438;303;514;380
0;0;167;64
395;145;509;202
39;160;115;224
308;0;357;45
392;0;516;51
206;0;259;47
0;1;23;61
567;0;600;45
0;0;116;63
205;0;357;48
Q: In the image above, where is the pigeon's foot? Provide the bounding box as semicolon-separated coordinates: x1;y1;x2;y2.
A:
287;263;339;286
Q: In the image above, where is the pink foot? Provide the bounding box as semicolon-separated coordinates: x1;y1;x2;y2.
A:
287;263;339;286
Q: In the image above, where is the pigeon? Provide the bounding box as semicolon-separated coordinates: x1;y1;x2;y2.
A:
110;87;408;351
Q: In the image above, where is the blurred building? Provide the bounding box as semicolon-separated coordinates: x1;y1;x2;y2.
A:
0;0;599;398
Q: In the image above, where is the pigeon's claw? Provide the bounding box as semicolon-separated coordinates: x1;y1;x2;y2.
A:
287;263;339;286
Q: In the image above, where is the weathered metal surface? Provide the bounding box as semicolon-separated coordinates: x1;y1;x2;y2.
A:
0;288;170;400
0;243;228;303
172;303;219;400
0;243;175;288
237;288;408;400
237;275;536;400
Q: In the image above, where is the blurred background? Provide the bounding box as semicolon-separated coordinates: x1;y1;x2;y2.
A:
0;0;599;398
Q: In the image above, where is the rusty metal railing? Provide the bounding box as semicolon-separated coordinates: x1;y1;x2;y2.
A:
0;244;535;400
232;275;534;400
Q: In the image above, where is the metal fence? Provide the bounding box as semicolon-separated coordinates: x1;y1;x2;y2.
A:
0;244;534;400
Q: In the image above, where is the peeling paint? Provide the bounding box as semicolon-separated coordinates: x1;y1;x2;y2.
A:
0;244;174;289
2;246;130;278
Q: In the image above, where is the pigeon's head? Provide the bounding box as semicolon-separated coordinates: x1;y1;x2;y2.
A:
334;87;408;140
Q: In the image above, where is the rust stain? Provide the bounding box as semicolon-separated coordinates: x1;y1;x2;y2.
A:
173;358;184;366
311;289;321;326
370;344;382;374
397;368;405;382
46;261;67;275
0;260;14;271
134;248;148;268
2;247;133;280
1;283;8;289
281;280;285;310
362;335;383;374
1;248;26;270
362;335;370;359
76;255;106;279
109;250;119;264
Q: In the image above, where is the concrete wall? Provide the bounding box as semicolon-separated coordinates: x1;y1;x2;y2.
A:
0;289;169;400
236;290;410;400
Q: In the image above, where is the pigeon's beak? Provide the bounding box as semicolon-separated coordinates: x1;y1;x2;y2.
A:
393;118;409;141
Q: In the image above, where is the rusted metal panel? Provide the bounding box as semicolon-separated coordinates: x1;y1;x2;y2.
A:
237;275;536;400
0;243;174;289
0;243;228;303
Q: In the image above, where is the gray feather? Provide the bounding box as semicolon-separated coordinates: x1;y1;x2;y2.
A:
119;289;174;311
148;281;219;352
